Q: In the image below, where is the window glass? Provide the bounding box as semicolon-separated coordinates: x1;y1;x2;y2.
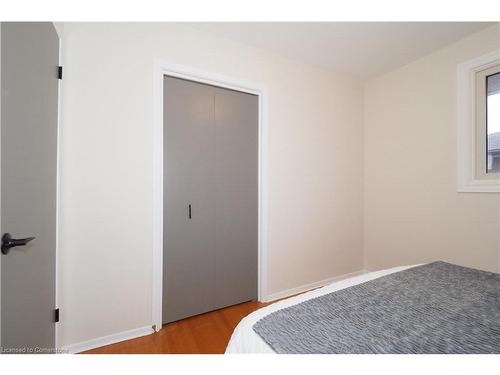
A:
487;72;500;173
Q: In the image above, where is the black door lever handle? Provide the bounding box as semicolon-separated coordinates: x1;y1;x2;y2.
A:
1;233;35;255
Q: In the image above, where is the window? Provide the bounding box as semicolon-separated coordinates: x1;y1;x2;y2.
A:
457;50;500;193
475;65;500;180
487;72;500;174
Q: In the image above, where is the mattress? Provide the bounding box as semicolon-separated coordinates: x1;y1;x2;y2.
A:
225;264;417;354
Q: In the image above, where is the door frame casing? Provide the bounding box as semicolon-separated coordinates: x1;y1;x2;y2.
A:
152;60;269;331
0;22;3;347
54;22;63;351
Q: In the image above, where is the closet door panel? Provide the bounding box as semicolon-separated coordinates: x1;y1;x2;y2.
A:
213;88;258;309
163;76;216;323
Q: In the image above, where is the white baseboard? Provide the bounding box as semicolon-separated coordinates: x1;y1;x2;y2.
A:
61;325;154;354
261;269;366;303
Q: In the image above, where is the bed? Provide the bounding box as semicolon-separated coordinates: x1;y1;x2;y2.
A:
225;262;500;354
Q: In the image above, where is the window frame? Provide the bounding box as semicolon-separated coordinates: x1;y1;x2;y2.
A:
457;49;500;193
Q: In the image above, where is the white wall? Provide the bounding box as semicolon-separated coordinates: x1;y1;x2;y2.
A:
58;23;364;348
364;24;500;272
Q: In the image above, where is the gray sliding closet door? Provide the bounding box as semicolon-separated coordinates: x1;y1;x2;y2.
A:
213;87;258;309
163;77;217;323
163;76;258;324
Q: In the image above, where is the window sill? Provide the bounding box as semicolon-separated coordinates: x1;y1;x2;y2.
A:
457;178;500;193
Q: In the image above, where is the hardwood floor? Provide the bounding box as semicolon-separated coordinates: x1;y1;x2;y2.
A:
82;300;267;354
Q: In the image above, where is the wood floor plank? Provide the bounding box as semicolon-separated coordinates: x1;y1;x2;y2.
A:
82;300;266;354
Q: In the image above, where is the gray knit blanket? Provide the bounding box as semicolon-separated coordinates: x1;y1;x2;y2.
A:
253;262;500;353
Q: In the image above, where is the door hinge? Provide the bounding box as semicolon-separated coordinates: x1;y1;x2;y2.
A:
55;308;60;323
58;66;63;80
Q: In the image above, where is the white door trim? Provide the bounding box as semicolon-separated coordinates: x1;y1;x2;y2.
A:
152;60;269;331
0;22;3;347
54;22;63;351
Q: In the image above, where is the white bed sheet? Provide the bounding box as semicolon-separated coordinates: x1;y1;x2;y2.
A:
225;264;418;354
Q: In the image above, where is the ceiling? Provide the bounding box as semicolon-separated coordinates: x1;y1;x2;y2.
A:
189;22;495;80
